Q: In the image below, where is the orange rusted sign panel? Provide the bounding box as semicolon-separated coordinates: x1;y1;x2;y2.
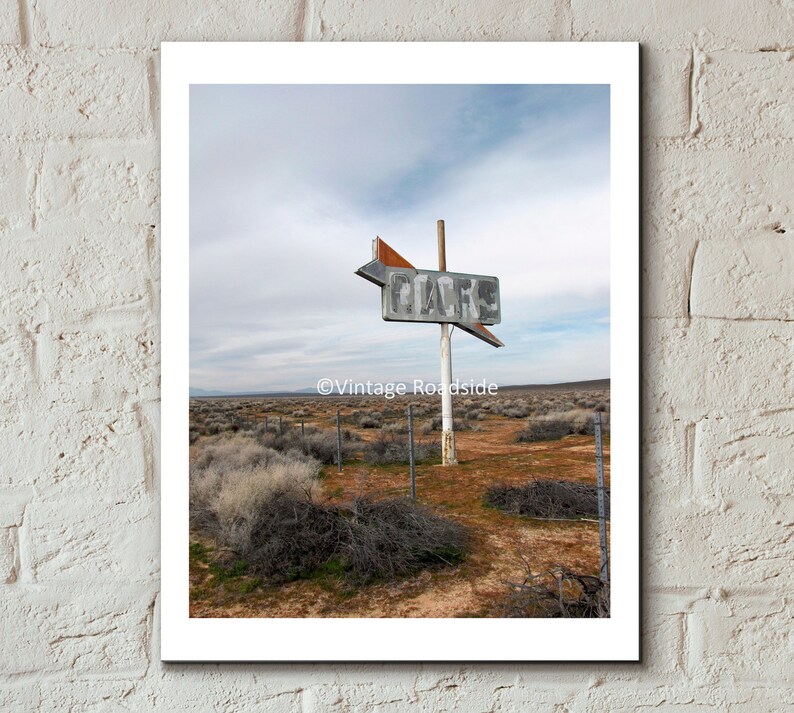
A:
375;237;414;270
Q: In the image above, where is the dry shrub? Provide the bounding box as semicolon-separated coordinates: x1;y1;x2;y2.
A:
257;426;357;465
420;416;441;434
410;403;434;417
237;494;468;583
190;432;466;584
235;493;344;581
499;563;609;618
342;498;468;580
490;398;532;418
357;412;382;429
486;478;609;519
192;433;292;473
420;416;474;434
515;409;607;442
381;420;409;435
189;433;321;540
363;431;441;465
504;405;531;418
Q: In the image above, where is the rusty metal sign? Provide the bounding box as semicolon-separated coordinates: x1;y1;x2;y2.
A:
356;237;504;347
380;267;500;325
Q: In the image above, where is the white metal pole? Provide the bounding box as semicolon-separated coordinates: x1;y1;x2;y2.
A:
438;220;457;466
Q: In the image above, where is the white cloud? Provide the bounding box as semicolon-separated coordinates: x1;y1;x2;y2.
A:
189;85;610;391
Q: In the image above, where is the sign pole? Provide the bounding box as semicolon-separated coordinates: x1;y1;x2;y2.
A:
438;220;457;466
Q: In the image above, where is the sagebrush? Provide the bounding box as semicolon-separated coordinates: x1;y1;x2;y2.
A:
486;478;609;519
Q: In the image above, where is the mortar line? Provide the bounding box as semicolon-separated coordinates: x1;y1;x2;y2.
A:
146;53;160;140
688;44;706;137
686;239;700;324
296;0;315;41
684;421;697;502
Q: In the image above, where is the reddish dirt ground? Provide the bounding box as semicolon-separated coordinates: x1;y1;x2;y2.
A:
189;401;610;619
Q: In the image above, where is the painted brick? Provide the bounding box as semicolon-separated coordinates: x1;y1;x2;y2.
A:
690;594;794;685
690;236;794;320
571;0;794;50
643;49;691;138
0;48;147;139
646;499;793;590
0;324;37;408
0;406;154;506
701;51;794;140
308;0;570;41
0;527;18;583
645;318;794;416
37;680;142;713
0;142;36;234
0;1;19;45
693;410;794;501
642;229;695;318
0;683;41;713
34;0;302;49
0;486;32;526
0;408;55;491
41;140;159;225
35;406;149;499
644;142;794;242
146;686;306;712
0;585;153;676
3;223;153;324
724;689;794;712
574;683;793;712
643;416;693;504
25;496;155;582
39;319;159;409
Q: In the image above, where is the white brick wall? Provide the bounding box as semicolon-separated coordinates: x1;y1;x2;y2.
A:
1;0;792;709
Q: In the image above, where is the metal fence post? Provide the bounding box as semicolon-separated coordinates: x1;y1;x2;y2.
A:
408;405;416;499
279;416;283;435
336;409;343;473
264;415;268;433
301;418;305;438
594;411;609;584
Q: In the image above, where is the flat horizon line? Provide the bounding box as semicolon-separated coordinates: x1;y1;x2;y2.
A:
189;377;610;398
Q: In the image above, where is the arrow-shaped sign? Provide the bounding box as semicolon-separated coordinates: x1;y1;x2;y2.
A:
356;237;504;348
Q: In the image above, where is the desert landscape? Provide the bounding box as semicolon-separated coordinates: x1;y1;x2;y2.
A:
187;379;610;618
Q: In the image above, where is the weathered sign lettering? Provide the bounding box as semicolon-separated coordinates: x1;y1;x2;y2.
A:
356;237;504;350
382;267;500;325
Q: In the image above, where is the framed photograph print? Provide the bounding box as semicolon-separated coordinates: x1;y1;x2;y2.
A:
161;42;639;661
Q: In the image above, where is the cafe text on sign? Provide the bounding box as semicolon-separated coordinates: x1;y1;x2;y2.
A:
382;267;500;325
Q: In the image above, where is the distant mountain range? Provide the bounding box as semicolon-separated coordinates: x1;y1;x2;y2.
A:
189;387;318;397
189;378;609;398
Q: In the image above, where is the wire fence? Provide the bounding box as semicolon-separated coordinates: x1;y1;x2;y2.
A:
190;407;611;584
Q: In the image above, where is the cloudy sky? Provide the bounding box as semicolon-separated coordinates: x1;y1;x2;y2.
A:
190;84;610;393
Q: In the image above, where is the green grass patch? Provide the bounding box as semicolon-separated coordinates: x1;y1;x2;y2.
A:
223;577;262;594
189;541;211;563
208;559;248;583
